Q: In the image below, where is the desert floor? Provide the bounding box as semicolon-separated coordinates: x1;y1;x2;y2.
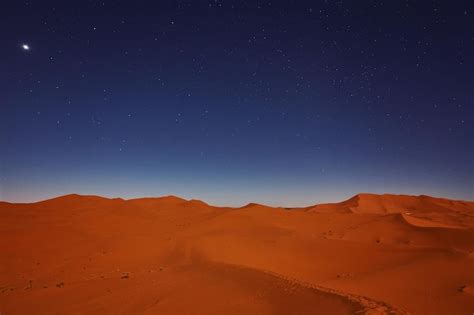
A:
1;193;473;314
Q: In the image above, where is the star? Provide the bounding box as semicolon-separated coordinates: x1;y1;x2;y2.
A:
21;44;30;50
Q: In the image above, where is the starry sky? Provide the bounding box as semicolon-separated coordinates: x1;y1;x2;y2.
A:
1;1;472;206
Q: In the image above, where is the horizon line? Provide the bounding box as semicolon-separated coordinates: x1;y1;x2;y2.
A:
1;191;473;209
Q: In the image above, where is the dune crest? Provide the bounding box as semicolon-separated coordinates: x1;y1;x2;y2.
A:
305;193;474;228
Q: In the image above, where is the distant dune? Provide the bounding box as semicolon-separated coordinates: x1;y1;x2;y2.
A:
303;193;474;228
1;193;473;314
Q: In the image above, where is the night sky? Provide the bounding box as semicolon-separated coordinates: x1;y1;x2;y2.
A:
1;1;472;206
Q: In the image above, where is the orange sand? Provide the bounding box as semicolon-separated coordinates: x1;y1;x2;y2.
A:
1;193;473;314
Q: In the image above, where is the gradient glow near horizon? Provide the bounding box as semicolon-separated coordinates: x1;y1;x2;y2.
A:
1;1;472;206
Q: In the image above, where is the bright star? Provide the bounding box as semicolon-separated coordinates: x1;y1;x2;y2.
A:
22;44;30;50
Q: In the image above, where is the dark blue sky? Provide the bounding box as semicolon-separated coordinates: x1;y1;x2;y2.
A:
1;1;472;206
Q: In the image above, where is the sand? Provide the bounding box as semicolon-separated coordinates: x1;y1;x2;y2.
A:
1;193;473;314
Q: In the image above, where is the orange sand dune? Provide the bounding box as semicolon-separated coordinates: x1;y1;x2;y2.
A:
305;193;474;228
1;193;473;314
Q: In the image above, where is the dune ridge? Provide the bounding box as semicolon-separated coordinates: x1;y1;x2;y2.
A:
303;193;474;228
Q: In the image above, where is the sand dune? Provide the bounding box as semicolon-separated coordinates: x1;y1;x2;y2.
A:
1;193;473;314
305;193;474;228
